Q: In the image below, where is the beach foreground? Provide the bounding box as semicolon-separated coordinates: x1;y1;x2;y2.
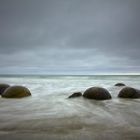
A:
0;75;140;140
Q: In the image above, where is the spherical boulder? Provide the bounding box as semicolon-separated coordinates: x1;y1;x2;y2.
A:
118;87;140;99
83;87;112;100
1;85;31;98
115;83;126;86
0;84;10;95
68;92;82;98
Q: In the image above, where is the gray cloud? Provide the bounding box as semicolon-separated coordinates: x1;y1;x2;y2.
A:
0;0;140;74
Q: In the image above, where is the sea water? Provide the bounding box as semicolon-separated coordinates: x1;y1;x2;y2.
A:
0;75;140;140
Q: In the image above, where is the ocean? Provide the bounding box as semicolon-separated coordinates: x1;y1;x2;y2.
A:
0;75;140;140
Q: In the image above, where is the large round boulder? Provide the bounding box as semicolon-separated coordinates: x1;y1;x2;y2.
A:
118;87;140;99
115;83;126;86
68;92;82;98
83;87;112;100
0;84;10;95
1;85;31;98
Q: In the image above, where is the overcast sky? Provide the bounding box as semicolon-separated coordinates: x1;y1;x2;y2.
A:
0;0;140;74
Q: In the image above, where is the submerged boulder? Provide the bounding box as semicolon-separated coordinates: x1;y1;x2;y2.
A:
118;87;140;99
68;92;82;98
115;83;126;86
83;87;112;100
2;85;31;98
0;84;10;95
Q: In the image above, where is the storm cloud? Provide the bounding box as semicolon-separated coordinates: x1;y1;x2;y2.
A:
0;0;140;74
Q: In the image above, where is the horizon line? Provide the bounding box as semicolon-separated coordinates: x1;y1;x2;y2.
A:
0;73;140;76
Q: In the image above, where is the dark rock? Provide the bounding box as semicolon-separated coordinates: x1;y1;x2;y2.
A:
118;87;140;99
0;84;10;95
115;83;126;86
2;85;31;98
68;92;82;98
83;87;112;100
